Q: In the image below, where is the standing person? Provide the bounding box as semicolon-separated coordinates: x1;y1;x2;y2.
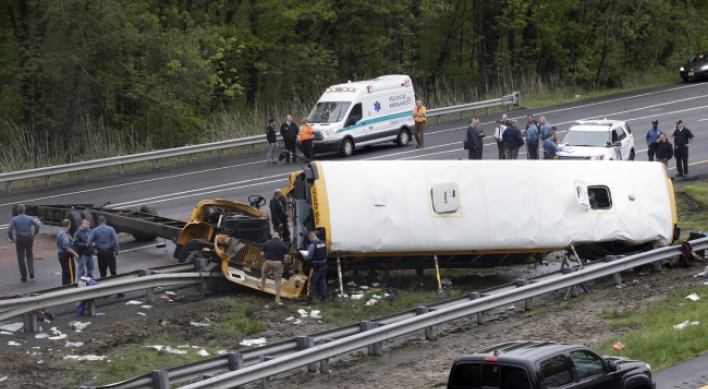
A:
258;232;291;306
266;119;278;166
302;231;328;305
670;119;695;177
269;188;291;243
475;118;485;159
646;120;663;162
87;215;120;284
543;127;560;159
412;100;427;148
280;115;299;163
493;120;507;159
299;117;315;161
73;219;94;281
502;120;524;160
539;116;552;141
525;114;539;133
655;133;673;167
525;118;540;159
465;118;481;160
56;219;79;285
8;204;40;282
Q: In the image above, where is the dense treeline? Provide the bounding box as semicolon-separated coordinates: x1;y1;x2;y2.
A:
1;0;707;166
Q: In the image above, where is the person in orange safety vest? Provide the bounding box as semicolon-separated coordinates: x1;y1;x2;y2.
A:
412;100;427;149
299;117;315;160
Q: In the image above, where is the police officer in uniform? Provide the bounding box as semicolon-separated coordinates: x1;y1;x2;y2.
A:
258;232;291;305
87;216;120;275
73;218;94;281
543;126;560;159
57;219;79;285
303;231;328;305
8;204;41;282
670;119;695;177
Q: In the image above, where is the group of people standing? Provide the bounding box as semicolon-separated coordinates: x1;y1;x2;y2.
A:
9;206;121;290
265;115;315;166
646;119;695;176
465;114;559;160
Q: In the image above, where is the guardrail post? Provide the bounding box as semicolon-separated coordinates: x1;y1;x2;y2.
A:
118;165;124;175
153;159;158;169
151;370;169;389
86;298;96;316
604;256;622;285
506;104;511;112
23;311;38;332
138;269;155;303
485;107;490;116
515;280;533;311
459;111;464;120
259;355;275;389
297;336;317;372
358;321;383;355
227;352;245;389
249;144;257;154
436;116;441;125
45;175;50;187
652;260;662;272
415;307;434;340
469;292;485;324
82;170;88;180
197;374;214;381
193;257;206;272
561;267;580;298
218;149;224;158
187;154;192;164
6;181;11;193
319;338;334;373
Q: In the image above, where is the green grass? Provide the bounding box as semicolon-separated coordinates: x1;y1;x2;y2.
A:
207;301;266;336
595;287;708;370
674;182;708;239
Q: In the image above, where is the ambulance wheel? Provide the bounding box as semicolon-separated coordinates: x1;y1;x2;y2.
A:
340;138;354;157
629;149;635;161
396;129;410;147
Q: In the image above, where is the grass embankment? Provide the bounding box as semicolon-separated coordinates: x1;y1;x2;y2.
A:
592;182;708;370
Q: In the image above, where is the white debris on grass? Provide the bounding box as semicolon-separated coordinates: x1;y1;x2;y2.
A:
63;355;108;361
293;319;302;325
365;299;378;306
65;341;84;348
35;333;49;339
125;300;143;305
0;376;6;381
8;341;21;346
239;338;267;347
0;323;23;332
371;282;381;287
351;292;364;300
141;305;153;309
197;349;209;356
37;360;44;364
371;294;382;299
347;281;357;287
674;320;700;330
136;312;146;316
143;345;188;355
685;293;701;301
297;309;308;318
310;310;322;319
190;321;210;327
217;350;228;356
285;316;294;321
693;266;708;277
360;286;369;290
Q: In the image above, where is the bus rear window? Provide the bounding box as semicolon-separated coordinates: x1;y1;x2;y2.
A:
449;363;531;389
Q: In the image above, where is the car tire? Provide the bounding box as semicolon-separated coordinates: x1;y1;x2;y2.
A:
629;148;635;161
340;138;354;157
396;129;410;147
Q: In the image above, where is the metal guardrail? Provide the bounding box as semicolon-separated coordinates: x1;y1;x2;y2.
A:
89;238;695;389
0;93;520;192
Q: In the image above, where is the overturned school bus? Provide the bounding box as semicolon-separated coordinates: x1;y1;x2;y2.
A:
283;160;678;271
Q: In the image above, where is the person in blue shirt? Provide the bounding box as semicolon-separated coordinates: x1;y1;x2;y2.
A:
56;219;79;285
525;119;540;160
302;231;328;305
539;116;552;141
645;120;663;161
87;215;120;278
73;219;94;281
543;127;560;159
8;204;41;282
502;120;524;159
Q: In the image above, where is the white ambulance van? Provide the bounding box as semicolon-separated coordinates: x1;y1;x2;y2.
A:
305;75;416;157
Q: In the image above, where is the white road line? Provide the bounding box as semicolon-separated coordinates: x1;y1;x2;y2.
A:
698;118;708;122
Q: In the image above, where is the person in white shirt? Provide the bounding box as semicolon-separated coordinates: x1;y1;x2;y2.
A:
493;120;507;159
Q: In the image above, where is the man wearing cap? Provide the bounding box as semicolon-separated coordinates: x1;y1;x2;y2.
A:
269;188;291;242
670;120;695;177
258;232;291;305
646;120;663;162
543;127;560;159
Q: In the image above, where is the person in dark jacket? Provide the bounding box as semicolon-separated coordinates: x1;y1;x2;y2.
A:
8;204;40;282
73;218;94;281
670;119;695;177
502;120;524;159
655;133;673;167
280;115;299;163
269;188;291;242
474;118;485;159
465;118;481;159
266;119;278;166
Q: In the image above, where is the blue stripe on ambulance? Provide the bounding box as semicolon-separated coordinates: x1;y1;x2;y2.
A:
338;110;414;133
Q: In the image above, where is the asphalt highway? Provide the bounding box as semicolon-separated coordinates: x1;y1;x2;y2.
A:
2;81;708;384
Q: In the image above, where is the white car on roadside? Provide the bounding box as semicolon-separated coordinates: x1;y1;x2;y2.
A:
556;120;635;161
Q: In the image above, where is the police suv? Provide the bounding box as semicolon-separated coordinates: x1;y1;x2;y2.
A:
304;75;415;157
556;120;635;161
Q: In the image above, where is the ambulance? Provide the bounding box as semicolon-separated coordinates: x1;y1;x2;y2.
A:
305;75;416;157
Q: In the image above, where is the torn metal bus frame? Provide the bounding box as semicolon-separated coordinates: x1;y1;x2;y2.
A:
283;160;679;273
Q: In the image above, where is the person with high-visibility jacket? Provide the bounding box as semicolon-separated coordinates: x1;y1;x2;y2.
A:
412;100;427;148
299;117;315;160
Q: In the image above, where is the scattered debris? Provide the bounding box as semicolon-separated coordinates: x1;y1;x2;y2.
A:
95;312;106;316
159;319;170;326
0;331;13;336
239;338;267;347
371;282;381;287
351;291;364;300
37;360;44;364
310;310;322;319
371;294;383;299
350;350;366;357
141;305;153;309
68;321;91;332
65;341;84;348
144;345;188;355
125;300;143;305
34;333;49;339
285;316;294;321
137;312;146;316
365;299;378;306
0;322;23;332
63;355;108;361
7;341;21;346
693;266;708;277
686;293;701;301
293;319;302;325
190;321;210;327
674;320;700;330
217;350;228;356
197;349;209;357
347;281;357;287
297;309;308;318
360;285;369;290
49;334;67;340
0;376;6;382
612;342;625;351
507;305;516;310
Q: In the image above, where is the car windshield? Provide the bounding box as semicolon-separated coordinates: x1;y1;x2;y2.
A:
562;131;609;147
307;102;352;123
688;53;707;63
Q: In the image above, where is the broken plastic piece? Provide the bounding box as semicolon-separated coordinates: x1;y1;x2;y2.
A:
197;349;209;356
365;299;378;306
63;355;108;361
239;338;267;347
95;312;106;316
360;285;369;290
190;321;210;327
7;341;21;346
693;265;708;277
310;310;322;319
48;334;67;340
141;305;153;309
136;312;146;316
293;319;302;325
685;293;700;301
65;341;84;348
0;322;23;332
35;333;49;339
285;316;294;321
217;350;228;355
68;321;91;331
347;281;357;287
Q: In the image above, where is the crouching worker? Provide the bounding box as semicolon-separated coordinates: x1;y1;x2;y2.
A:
258;232;291;306
303;231;328;305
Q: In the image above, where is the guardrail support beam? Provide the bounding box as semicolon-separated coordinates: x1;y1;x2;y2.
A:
151;370;169;389
359;321;383;355
83;170;88;180
605;256;623;285
469;292;485;324
319;338;334;373
197;374;214;381
86;298;96;316
23;311;38;332
138;269;156;303
436;116;441;125
515;280;533;311
259;356;275;389
249;145;256;154
218;149;223;158
153;159;158;169
45;175;50;187
297;336;317;372
415;307;434;340
6;181;11;193
228;352;245;389
506;104;511;112
485;107;490;116
187;154;192;164
653;260;662;272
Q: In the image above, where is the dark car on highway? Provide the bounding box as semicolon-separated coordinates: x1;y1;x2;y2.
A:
447;340;655;389
680;52;708;82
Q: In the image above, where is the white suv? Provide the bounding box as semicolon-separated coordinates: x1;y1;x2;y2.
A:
556;120;635;161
